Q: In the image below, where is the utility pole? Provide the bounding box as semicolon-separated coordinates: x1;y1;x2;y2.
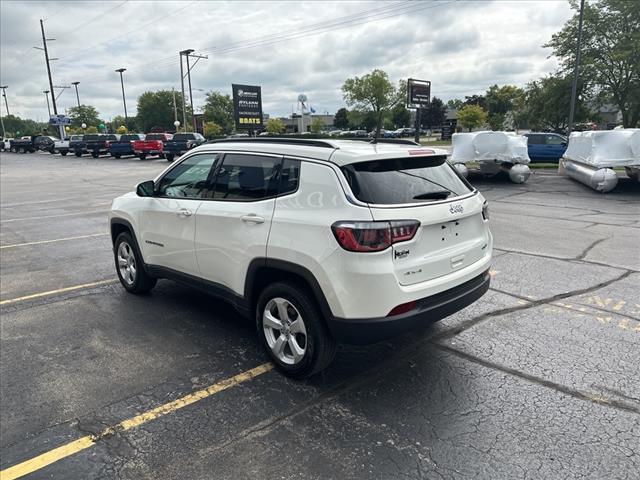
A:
38;19;57;115
568;0;585;135
71;81;80;107
179;49;207;133
115;68;128;129
185;53;195;132
172;87;178;124
179;49;192;132
0;85;10;116
43;90;51;117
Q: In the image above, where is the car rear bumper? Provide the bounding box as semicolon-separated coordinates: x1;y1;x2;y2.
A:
326;270;490;345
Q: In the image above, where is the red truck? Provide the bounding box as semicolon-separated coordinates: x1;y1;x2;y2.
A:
133;133;172;160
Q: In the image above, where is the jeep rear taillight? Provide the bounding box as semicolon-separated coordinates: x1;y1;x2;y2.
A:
331;220;420;252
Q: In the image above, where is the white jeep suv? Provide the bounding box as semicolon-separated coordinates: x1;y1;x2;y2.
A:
109;138;492;377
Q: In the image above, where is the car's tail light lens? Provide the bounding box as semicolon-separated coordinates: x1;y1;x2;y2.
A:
331;220;420;252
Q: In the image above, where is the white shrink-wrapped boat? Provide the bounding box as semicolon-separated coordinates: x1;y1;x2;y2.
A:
559;129;640;192
449;131;531;184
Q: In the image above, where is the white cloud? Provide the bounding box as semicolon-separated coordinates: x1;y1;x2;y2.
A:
0;0;573;122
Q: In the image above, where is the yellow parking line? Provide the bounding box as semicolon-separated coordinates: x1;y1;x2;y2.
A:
0;279;117;306
0;209;107;223
0;233;109;249
0;363;273;480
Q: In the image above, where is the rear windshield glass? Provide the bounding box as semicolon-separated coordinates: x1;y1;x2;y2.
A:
84;134;100;141
70;135;83;141
146;134;166;140
104;135;117;140
121;134;140;141
342;156;473;204
173;133;194;141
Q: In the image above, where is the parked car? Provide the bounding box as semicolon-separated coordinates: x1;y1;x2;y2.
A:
524;132;567;162
69;135;86;156
110;133;144;158
133;133;172;160
9;136;50;153
85;134;119;158
109;138;492;377
162;132;205;162
1;137;14;151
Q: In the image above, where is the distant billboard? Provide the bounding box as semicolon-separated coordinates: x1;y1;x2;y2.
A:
407;79;431;108
232;84;263;130
49;114;71;126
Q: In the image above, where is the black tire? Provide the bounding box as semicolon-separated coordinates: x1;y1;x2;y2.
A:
61;150;68;156
138;153;146;160
165;154;174;162
159;153;165;159
256;282;336;378
49;148;55;154
91;152;99;158
114;154;121;159
75;151;82;157
114;232;157;294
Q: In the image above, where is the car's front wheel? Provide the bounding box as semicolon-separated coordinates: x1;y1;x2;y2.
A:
138;153;146;160
74;151;82;157
114;232;157;294
256;282;336;378
165;154;174;162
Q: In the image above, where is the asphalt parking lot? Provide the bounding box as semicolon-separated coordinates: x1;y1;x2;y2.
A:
1;151;638;479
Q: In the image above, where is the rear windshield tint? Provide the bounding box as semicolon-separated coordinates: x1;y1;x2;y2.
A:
146;134;166;140
173;133;195;141
121;134;141;141
342;156;473;204
84;134;100;141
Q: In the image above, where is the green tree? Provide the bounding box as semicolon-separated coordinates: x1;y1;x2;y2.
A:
202;91;234;134
347;110;378;131
546;0;640;127
420;97;447;130
342;69;401;138
457;104;488;131
310;117;325;133
447;99;464;110
203;121;223;138
391;104;411;128
137;90;189;133
265;118;285;134
68;105;100;128
333;107;349;129
463;95;487;110
2;115;48;136
485;84;526;130
85;126;98;134
524;75;590;132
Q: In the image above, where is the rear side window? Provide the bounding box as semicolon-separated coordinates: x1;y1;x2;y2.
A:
173;133;195;141
280;159;300;195
526;134;543;145
342;156;472;204
213;153;281;201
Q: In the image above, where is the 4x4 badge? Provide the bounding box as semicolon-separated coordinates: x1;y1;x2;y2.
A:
449;204;463;214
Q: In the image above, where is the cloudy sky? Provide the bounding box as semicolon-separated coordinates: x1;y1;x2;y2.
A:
1;0;574;122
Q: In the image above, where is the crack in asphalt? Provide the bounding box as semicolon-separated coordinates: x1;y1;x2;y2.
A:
431;270;633;342
493;247;638;273
434;344;640;415
576;236;611;260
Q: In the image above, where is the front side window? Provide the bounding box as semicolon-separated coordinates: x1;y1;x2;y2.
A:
213;153;281;201
156;153;218;199
546;134;565;145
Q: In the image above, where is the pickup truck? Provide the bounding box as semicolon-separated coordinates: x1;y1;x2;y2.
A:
85;134;119;158
2;138;14;151
9;136;55;153
109;133;144;158
133;132;172;160
162;132;205;162
69;135;86;156
33;136;70;155
54;138;70;156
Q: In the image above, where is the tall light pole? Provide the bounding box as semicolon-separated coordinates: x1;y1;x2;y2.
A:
0;85;9;116
71;81;81;108
43;90;51;117
179;49;193;132
568;0;585;135
115;68;128;129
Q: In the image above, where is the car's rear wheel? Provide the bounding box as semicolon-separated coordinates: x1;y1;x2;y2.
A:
91;152;99;158
165;154;174;162
114;232;157;294
256;282;336;378
74;151;82;157
114;154;121;159
61;150;67;156
138;153;146;160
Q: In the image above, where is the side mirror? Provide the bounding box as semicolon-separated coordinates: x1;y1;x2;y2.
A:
136;180;155;197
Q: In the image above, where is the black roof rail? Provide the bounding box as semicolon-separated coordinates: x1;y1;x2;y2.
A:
345;138;421;146
206;137;337;149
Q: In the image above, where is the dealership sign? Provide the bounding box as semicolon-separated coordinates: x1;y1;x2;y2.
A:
232;84;264;129
407;79;431;108
49;114;71;126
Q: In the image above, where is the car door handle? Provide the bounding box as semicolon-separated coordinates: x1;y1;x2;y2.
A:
241;214;265;224
177;208;193;217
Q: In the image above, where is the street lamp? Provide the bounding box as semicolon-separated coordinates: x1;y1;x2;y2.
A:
71;81;81;108
81;122;87;133
173;120;180;133
0;85;9;116
115;68;128;129
43;90;51;117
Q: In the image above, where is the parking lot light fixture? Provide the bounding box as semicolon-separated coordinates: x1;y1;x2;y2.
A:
43;90;51;117
71;82;81;108
115;68;128;129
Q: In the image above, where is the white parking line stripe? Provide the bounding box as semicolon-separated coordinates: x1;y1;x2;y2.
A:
0;209;107;223
0;279;118;306
0;233;109;249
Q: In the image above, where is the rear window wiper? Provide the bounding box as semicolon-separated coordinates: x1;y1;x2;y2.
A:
413;190;451;200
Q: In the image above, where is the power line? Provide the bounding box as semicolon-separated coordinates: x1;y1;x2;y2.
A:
54;1;130;39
